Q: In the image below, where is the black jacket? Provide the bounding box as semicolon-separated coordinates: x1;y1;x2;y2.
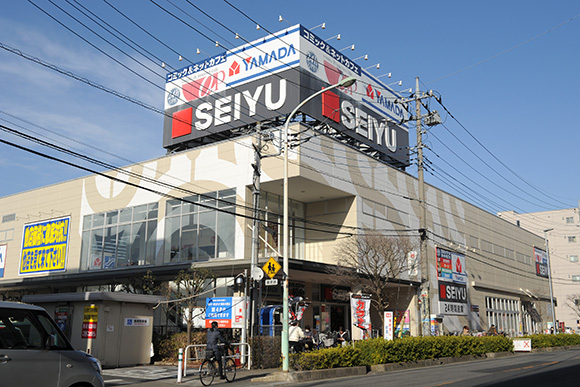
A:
207;327;227;353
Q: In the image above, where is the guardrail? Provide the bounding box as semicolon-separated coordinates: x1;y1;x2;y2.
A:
179;342;251;380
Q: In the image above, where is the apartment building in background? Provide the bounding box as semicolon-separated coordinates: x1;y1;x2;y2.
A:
498;208;580;331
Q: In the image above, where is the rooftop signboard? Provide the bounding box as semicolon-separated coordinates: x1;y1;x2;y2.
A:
163;25;409;167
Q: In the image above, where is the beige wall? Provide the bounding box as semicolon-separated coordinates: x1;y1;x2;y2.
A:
0;126;552;335
498;208;580;330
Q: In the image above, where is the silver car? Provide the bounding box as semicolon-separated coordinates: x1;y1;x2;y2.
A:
0;301;104;387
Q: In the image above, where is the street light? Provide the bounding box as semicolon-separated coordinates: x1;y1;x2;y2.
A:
544;228;556;334
281;76;357;371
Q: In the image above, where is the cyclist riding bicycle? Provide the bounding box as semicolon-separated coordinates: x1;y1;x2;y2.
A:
207;321;229;379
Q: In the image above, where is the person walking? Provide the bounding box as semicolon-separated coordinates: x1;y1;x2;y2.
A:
461;326;470;336
487;324;498;336
207;321;228;379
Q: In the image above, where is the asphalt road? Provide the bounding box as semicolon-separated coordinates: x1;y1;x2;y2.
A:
294;348;580;387
102;348;580;386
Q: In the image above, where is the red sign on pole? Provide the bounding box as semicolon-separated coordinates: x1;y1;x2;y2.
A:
81;322;97;339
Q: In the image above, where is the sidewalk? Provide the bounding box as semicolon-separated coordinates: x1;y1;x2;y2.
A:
102;364;281;386
103;348;563;386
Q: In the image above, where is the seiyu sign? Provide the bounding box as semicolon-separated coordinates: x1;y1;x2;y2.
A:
534;247;549;278
436;247;468;315
163;24;410;166
163;69;301;148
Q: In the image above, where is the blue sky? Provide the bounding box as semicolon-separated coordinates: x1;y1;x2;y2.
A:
1;0;579;215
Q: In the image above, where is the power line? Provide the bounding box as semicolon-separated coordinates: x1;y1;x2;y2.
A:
426;12;580;85
434;96;572;209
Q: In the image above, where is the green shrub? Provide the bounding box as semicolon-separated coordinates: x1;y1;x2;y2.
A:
291;346;363;371
526;333;580;348
351;336;512;366
249;336;281;369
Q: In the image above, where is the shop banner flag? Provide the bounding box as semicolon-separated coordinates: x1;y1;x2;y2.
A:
351;294;371;331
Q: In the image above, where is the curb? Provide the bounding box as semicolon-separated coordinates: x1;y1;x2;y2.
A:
252;352;516;383
251;366;367;383
370;352;514;373
531;344;580;353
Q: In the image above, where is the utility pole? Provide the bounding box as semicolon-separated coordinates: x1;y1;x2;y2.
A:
250;123;263;338
415;77;431;337
397;77;441;336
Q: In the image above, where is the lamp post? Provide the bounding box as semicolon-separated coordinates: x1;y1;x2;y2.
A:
544;228;556;334
281;76;357;371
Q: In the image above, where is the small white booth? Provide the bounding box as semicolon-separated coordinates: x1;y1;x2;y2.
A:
22;292;164;367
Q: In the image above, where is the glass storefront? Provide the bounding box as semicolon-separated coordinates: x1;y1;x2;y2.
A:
259;192;305;260
163;189;236;263
81;203;158;270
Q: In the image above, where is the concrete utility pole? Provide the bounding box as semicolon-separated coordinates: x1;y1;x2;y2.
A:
544;228;557;334
396;77;441;336
415;77;431;337
250;123;262;338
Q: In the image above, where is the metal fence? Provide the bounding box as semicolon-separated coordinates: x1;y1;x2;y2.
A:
180;342;251;379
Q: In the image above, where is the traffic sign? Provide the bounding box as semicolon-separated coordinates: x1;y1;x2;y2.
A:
262;257;281;279
265;279;279;286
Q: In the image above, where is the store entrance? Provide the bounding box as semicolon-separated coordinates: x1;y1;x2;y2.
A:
330;305;347;332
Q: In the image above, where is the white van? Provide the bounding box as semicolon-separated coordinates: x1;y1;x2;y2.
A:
0;301;104;387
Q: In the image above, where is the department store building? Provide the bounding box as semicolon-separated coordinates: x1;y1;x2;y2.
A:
0;25;551;339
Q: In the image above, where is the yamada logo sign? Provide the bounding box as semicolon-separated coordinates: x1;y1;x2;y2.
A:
172;45;297;107
321;88;398;153
242;45;297;72
364;84;405;120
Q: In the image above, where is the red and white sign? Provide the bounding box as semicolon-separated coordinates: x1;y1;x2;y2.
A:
164;28;300;111
513;339;532;352
437;247;468;315
82;322;97;339
384;311;394;341
351;294;371;332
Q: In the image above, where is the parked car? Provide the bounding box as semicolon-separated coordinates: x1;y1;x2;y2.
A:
0;301;104;387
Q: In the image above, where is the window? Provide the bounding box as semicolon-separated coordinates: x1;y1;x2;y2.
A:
258;191;305;260
571;255;579;263
505;249;515;260
0;229;14;242
81;203;158;270
572;275;580;282
0;308;71;351
566;217;575;224
481;240;493;253
164;189;236;263
569;236;577;243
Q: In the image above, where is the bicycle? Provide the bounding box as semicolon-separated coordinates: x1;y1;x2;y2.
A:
199;344;236;386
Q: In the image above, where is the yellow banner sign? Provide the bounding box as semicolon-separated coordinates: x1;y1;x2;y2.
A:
83;306;99;322
20;217;70;275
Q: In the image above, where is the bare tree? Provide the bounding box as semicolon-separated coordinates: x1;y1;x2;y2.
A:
330;233;417;328
170;267;215;345
122;270;159;294
566;295;580;329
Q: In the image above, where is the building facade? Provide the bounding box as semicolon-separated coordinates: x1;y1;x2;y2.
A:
0;124;551;340
498;208;580;332
0;24;553;344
